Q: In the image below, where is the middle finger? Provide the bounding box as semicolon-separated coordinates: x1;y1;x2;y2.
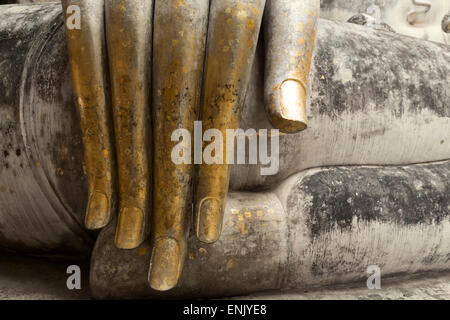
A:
149;0;210;291
105;0;153;249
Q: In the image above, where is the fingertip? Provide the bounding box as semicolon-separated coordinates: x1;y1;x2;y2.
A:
268;79;308;133
269;114;308;134
148;237;183;291
85;191;111;230
196;197;223;244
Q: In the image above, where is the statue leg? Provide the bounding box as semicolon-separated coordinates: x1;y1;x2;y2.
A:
91;160;450;299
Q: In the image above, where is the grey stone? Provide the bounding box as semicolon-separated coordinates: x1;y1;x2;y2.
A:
91;161;450;299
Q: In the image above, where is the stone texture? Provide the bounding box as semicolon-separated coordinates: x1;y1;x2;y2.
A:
91;161;450;299
2;251;450;300
0;1;448;256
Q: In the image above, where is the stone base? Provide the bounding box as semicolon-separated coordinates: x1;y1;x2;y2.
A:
1;252;450;300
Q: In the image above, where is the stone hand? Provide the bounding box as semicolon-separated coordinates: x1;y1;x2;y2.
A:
62;0;319;291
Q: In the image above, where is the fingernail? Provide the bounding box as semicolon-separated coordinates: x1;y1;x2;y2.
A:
278;79;308;133
196;197;223;243
85;191;110;230
115;207;145;249
148;237;181;291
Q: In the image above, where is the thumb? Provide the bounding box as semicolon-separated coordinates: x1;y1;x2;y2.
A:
264;0;319;133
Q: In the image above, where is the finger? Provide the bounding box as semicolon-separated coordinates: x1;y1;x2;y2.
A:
105;0;153;249
149;0;209;291
62;0;116;229
264;0;319;133
195;0;266;243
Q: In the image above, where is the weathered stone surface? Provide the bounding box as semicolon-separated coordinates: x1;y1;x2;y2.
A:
320;0;450;45
279;161;450;289
236;18;450;190
347;13;395;32
0;3;93;255
0;3;448;256
0;1;448;299
91;160;450;299
3;251;450;300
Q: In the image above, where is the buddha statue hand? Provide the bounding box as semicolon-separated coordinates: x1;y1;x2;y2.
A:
61;0;319;291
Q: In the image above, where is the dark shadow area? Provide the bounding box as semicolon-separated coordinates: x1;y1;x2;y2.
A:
0;251;91;299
